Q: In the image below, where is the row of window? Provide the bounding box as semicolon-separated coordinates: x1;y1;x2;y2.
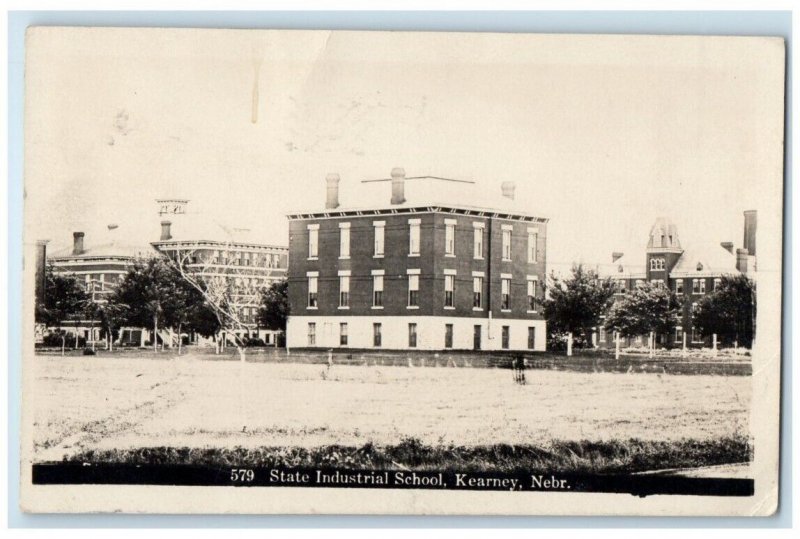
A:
307;321;537;350
307;220;539;263
616;277;722;294
307;271;539;311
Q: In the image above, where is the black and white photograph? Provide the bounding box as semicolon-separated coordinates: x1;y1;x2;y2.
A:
18;25;785;516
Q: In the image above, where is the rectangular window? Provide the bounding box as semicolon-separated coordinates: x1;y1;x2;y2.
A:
409;219;421;256
307;275;318;308
502;228;512;261
617;279;626;293
527;279;538;311
373;275;384;307
444;274;455;308
373;222;385;257
373;323;382;347
676;279;684;295
445;221;455;256
339;223;350;258
501;326;510;349
444;324;453;349
713;278;721;291
675;326;684;344
408;323;417;348
308;323;316;346
339;275;350;307
408;274;419;307
700;279;706;294
691;327;703;343
527;231;538;263
599;329;606;343
501;278;511;310
473;224;484;259
528;327;536;350
308;225;319;258
473;276;483;308
693;279;706;294
340;323;348;346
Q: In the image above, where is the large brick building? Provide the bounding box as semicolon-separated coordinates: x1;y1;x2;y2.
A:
597;211;757;349
286;168;548;351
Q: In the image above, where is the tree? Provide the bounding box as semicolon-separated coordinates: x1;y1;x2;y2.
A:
258;279;289;334
692;274;756;348
540;264;617;353
604;281;680;348
36;265;89;327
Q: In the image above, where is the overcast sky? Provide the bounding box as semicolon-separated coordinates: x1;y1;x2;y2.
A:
24;28;784;274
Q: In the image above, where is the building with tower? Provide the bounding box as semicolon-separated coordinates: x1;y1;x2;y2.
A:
285;168;549;351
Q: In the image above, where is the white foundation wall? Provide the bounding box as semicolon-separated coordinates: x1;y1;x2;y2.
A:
287;315;546;352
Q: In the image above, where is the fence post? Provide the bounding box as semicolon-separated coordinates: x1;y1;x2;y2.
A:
649;331;655;358
615;332;620;360
567;332;573;357
682;331;687;358
712;334;718;357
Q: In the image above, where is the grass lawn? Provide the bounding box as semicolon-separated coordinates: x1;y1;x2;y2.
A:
30;352;752;472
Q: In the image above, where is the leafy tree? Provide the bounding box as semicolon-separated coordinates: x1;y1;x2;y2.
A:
36;265;89;328
258;279;290;333
604;281;680;346
540;264;617;352
692;275;756;348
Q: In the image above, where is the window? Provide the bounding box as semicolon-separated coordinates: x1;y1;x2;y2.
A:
445;220;456;256
652;279;665;289
527;327;536;350
692;279;706;294
308;225;319;258
308;323;316;346
617;279;627;293
339;274;350;308
691;327;703;343
444;324;453;349
713;278;721;291
408;323;417;348
373;323;382;347
501;277;511;310
409;219;421;256
527;230;538;263
473;276;483;308
473;223;484;259
373;221;385;257
444;274;455;308
650;258;665;271
408;273;419;307
676;279;684;295
307;274;318;308
599;329;606;343
675;326;684;344
502;227;512;261
339;223;350;258
501;326;510;349
372;274;384;307
527;278;538;311
340;323;348;346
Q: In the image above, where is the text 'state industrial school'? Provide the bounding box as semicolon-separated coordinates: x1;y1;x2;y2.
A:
286;168;549;351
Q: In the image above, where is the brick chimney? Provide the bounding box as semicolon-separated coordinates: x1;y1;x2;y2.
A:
325;173;340;209
72;232;85;255
391;167;406;205
612;252;624;263
736;248;749;273
743;210;757;257
160;220;172;241
720;241;734;254
501;181;516;200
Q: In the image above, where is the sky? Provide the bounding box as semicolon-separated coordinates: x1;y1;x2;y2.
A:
24;28;785;275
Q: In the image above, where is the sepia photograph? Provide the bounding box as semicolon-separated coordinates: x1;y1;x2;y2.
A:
17;25;785;516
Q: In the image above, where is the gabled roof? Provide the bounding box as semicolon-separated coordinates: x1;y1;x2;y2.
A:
669;242;741;278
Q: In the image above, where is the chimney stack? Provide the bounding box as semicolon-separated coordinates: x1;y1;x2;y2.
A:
325;173;340;209
108;223;119;231
160;220;172;241
743;210;757;257
501;181;516;200
72;232;85;255
391;167;406;205
612;252;624;263
720;241;734;254
736;248;749;273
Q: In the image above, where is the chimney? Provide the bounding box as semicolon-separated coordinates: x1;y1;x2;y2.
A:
325;173;340;209
501;181;516;200
743;210;757;257
160;220;172;241
108;223;119;231
736;248;749;273
612;252;624;263
72;232;85;255
391;167;406;205
720;241;734;254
